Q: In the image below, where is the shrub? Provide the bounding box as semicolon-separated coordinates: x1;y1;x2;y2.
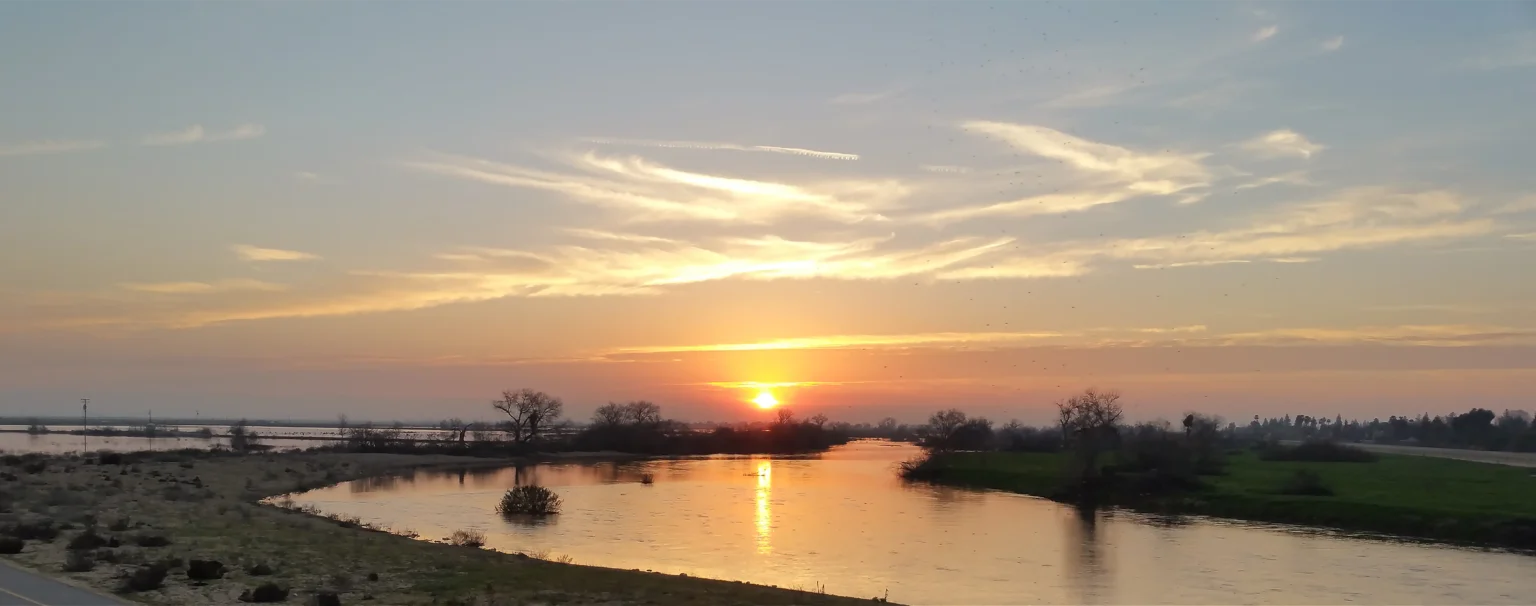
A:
246;563;275;576
313;592;341;606
63;550;94;572
239;582;289;603
21;461;45;474
448;529;486;548
4;519;58;541
93;548;120;563
896;452;947;480
0;537;22;554
187;559;226;580
495;486;561;516
121;564;169;592
639;473;655;485
98;453;124;465
134;534;171;547
1259;440;1377;463
67;528;109;551
1279;469;1334;496
108;517;131;532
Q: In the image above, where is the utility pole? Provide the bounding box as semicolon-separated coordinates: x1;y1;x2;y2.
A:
81;398;90;451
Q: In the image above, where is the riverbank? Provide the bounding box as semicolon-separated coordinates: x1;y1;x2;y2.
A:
0;450;872;605
907;450;1536;550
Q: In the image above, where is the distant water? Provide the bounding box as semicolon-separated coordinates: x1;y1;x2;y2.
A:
292;440;1534;605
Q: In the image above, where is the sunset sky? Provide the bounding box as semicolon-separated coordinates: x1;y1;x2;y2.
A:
2;2;1533;424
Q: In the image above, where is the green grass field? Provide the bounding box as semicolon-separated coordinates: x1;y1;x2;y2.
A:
916;450;1536;549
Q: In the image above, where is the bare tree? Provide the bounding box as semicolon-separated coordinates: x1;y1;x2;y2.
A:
621;401;662;426
809;413;829;428
592;402;627;427
1057;389;1124;481
493;389;565;444
928;409;968;442
775;408;796;425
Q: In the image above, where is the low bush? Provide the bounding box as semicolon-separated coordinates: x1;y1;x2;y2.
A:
0;537;22;554
240;582;289;603
108;517;131;532
121;564;169;592
187;559;226;580
3;519;58;541
246;563;275;576
134;534;171;547
67;528;109;551
1278;469;1335;496
1260;440;1377;463
62;550;94;572
448;528;486;548
21;461;45;474
495;485;561;516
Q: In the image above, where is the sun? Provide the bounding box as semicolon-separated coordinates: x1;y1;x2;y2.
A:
752;390;780;409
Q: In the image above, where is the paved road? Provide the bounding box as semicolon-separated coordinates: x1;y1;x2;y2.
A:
1349;442;1536;468
0;560;124;605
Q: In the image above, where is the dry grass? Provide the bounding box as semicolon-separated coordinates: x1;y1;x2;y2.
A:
0;450;867;605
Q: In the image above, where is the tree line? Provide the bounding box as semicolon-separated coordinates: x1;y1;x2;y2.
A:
329;389;850;456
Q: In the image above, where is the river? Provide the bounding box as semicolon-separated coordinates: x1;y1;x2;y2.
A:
290;440;1533;604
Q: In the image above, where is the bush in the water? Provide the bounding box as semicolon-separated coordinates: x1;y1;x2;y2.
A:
496;485;561;516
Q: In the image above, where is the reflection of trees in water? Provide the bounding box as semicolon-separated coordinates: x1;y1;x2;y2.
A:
1066;505;1108;606
350;472;416;493
903;482;986;510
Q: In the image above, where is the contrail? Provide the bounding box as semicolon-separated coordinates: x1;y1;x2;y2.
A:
581;137;859;161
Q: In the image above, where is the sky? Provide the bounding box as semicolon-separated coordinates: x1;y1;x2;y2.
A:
2;2;1534;425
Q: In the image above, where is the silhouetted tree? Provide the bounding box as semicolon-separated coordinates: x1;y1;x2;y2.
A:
1058;389;1124;481
492;389;564;445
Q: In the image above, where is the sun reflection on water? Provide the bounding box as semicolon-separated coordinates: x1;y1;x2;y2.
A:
754;459;772;554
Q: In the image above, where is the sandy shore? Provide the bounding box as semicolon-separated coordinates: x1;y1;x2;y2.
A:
0;450;871;605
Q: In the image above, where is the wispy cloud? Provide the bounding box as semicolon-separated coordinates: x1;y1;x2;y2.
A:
1492;195;1536;215
1252;25;1279;43
1321;36;1345;52
1238;129;1325;158
608;331;1071;355
607;323;1536;357
142;124;266;146
829;88;902;105
923;121;1215;223
962;121;1213;196
580;137;858;161
1133;260;1251;270
960;187;1491;277
1234;171;1312;191
231;245;319;262
0;139;108;157
1039;83;1139;109
1465;33;1536;70
406;152;896;224
120;279;288;294
1507;232;1536;241
1215;324;1536;347
920;165;973;174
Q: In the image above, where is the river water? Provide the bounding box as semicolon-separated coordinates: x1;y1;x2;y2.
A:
291;440;1533;605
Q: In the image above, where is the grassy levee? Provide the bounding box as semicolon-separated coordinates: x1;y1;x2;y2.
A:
909;450;1536;550
0;450;874;605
